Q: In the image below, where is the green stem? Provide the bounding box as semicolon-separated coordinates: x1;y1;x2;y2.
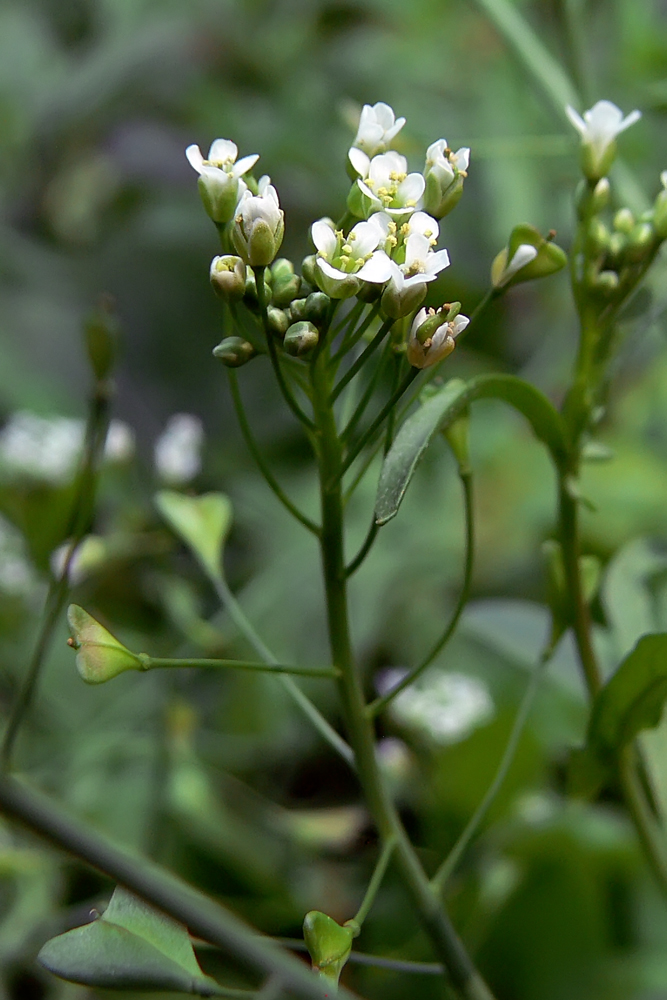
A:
0;774;343;1000
227;370;320;536
331;319;393;402
340;369;419;479
368;469;475;718
345;521;379;577
276;939;444;975
138;654;338;679
211;575;355;767
431;640;555;894
1;379;112;768
349;836;396;930
341;341;390;444
331;300;369;357
309;350;496;1000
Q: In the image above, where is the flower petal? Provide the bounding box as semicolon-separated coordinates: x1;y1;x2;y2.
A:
348;147;370;178
233;153;260;177
356;251;392;283
185;144;205;173
312;220;337;255
565;105;587;137
424;248;451;277
208;138;238;164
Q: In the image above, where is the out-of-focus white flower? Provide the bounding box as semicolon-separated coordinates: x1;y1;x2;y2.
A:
352;102;406;157
380;668;494;744
311;217;392;298
186;138;259;224
104;420;135;463
0;515;36;596
353;150;425;220
566;100;641;179
50;535;107;585
0;413;84;484
154;414;203;484
406;308;469;369
232;176;284;266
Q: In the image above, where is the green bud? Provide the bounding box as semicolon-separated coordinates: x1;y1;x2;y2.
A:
284;321;319;357
608;231;626;262
581;138;617;183
613;208;635;234
422;173;464;221
271;273;302;308
381;280;427;319
271;258;294;283
592;270;620;295
232;189;285;266
445;301;461;321
288;297;308;323
266;306;290;338
212;336;256;367
585;217;610;255
591;178;611;213
303;911;355;989
67;604;141;684
301;254;319;286
303;291;331;328
209;255;247;302
84;296;119;382
625;221;655;262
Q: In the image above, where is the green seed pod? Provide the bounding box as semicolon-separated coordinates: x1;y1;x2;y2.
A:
303;291;331;328
212;336;257;367
613;208;635;234
266;306;290;338
68;605;141;684
303;911;355;988
284;321;319;357
288;297;308;323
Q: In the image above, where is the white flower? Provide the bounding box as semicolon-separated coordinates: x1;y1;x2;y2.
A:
492;243;539;288
311;218;392;298
0;514;36;597
406;308;469;369
352;102;406;157
566;101;641;179
154;414;203;484
355;151;425;219
232;177;284;266
186;138;259;224
0;413;84;483
105;420;135;463
384;669;493;744
422;140;470;219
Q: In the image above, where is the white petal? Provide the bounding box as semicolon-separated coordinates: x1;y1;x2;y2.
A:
452;147;470;171
233;153;260;177
348;147;370;178
450;314;470;338
397;172;425;205
185;144;205;173
506;243;538;278
404;233;431;268
408;212;439;240
312;220;337;255
357;251;392;283
373;102;396;129
384;118;406;142
208;138;238;163
351;220;382;256
387;260;405;291
257;175;272;195
618;109;642;133
410;308;429;336
424;248;451;277
426;139;447;163
661;170;667;189
317;258;347;281
565;105;587;137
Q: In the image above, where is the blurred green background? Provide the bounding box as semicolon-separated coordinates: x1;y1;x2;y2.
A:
2;0;667;998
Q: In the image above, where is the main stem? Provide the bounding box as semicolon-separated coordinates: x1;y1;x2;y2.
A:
309;349;496;1000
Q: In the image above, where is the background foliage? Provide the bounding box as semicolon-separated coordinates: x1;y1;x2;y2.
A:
1;0;667;998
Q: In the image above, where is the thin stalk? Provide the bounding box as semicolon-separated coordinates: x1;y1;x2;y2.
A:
349;836;396;930
275;939;444;975
227;370;320;536
341;343;391;444
309;350;496;1000
0;774;346;1000
331;319;393;402
340;369;419;479
333;303;382;364
431;641;555;893
138;655;338;679
211;575;354;768
1;380;112;768
255;267;315;432
368;469;475;718
346;521;379;577
331;299;366;347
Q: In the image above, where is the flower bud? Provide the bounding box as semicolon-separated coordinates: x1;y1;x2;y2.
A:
591;270;620;296
271;273;302;308
422;140;469;219
301;254;319;286
283;321;319;357
625;221;655;262
232;181;284;266
67;604;141;684
210;255;247;302
406;308;469;369
266;306;290;338
585;217;610;255
288;297;308;323
613;208;635;234
607;232;626;262
271;258;294;283
381;280;427;319
303;291;331;328
212;336;257;367
491;224;567;289
303;911;355;988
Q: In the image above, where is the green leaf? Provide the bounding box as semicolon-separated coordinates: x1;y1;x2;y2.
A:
375;374;567;525
38;886;224;995
155;491;233;583
589;633;667;754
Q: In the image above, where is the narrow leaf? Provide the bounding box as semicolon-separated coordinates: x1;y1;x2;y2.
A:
38;887;224;995
375;374;567;525
589;633;667;754
156;491;232;582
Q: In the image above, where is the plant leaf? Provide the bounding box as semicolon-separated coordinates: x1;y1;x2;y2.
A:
38;887;224;995
375;374;566;525
588;633;667;754
156;491;233;583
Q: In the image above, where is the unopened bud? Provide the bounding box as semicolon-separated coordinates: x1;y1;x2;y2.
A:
266;306;290;338
585;217;610;255
625;221;655;262
271;273;302;308
210;255;247;302
592;270;620;295
67;604;141;684
491;224;567;288
613;208;635;234
303;291;331;328
301;255;319;286
271;258;294;283
288;297;308;323
284;321;319;357
212;336;257;367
